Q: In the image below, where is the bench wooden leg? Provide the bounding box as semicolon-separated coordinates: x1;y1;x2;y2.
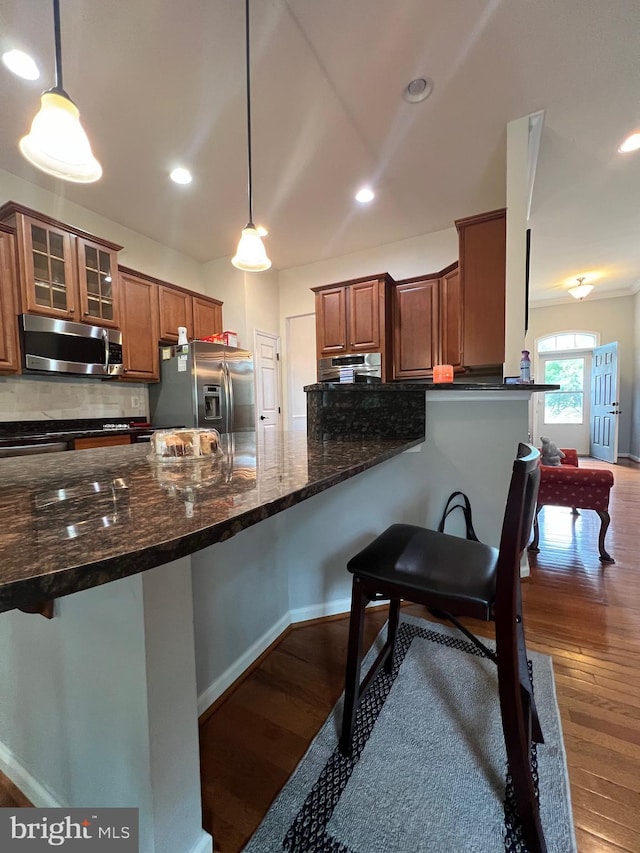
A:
596;510;615;564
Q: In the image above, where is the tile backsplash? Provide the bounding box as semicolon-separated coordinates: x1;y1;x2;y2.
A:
0;375;149;422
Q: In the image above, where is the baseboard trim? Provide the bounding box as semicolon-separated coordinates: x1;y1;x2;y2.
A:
197;612;291;715
0;741;64;808
188;829;213;853
628;453;640;463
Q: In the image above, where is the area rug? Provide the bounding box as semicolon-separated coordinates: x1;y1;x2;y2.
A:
243;614;577;853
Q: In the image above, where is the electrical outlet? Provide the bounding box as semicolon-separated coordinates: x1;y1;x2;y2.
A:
131;396;140;409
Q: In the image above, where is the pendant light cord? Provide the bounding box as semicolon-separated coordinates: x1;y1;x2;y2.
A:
244;0;254;227
52;0;65;94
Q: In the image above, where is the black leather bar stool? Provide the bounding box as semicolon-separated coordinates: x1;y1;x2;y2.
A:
339;443;546;853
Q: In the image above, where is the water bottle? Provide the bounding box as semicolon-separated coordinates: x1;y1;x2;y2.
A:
520;350;531;383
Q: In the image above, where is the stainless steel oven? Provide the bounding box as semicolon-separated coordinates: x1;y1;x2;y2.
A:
317;352;382;383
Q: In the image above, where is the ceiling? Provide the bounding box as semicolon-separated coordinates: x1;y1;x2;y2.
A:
0;0;639;304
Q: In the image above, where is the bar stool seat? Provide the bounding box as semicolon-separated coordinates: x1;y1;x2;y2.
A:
339;443;547;852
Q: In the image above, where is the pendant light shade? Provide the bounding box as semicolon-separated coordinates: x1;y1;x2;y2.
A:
232;0;271;272
232;224;271;271
19;0;102;183
568;276;593;300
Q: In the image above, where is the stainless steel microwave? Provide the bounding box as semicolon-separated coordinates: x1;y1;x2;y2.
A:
20;314;124;377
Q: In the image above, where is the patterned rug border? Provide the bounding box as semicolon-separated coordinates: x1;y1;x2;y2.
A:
242;614;576;853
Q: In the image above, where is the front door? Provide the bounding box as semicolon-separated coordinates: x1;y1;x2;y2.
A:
590;342;620;463
536;353;591;453
254;329;282;438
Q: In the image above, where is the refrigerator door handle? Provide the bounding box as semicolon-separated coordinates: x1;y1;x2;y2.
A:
224;362;234;434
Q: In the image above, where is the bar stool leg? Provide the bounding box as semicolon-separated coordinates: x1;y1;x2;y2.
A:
340;576;368;756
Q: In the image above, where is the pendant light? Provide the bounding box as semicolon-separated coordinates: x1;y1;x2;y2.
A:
568;276;594;300
19;0;102;183
232;0;271;272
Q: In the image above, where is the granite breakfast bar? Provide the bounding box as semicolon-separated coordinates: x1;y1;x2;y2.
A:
0;431;424;853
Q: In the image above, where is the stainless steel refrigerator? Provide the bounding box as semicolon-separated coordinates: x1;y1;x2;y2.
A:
149;342;255;434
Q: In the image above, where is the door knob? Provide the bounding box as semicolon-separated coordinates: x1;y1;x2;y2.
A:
259;415;267;420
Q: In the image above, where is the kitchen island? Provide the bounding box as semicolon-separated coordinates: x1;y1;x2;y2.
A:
0;431;423;853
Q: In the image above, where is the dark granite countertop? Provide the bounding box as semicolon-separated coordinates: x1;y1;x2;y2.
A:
304;382;558;392
0;432;421;614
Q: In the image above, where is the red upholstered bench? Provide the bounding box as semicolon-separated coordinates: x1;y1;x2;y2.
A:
528;448;615;564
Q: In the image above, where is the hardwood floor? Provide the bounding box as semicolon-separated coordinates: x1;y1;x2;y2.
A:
2;458;638;852
200;457;640;852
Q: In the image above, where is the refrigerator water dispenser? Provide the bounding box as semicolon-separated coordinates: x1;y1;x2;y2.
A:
203;385;222;420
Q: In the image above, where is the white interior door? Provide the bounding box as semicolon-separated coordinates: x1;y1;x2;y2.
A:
590;342;620;463
254;330;282;438
535;352;592;453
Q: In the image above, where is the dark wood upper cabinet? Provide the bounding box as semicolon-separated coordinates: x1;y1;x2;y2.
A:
0;202;122;328
392;275;439;379
312;274;392;373
439;264;463;369
348;278;384;351
392;263;462;379
0;225;20;374
76;237;120;328
456;208;506;368
314;286;348;355
192;294;223;340
118;269;160;382
158;284;193;343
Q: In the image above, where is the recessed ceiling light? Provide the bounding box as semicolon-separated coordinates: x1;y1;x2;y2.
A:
256;225;268;237
403;77;434;104
2;49;40;80
355;187;375;204
170;167;192;185
618;132;640;153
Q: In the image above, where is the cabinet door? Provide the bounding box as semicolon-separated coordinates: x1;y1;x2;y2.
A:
315;286;347;355
77;238;120;328
0;229;20;373
119;271;160;381
439;266;463;369
158;285;193;343
348;279;381;351
392;279;439;379
16;214;77;319
192;295;223;340
457;209;506;367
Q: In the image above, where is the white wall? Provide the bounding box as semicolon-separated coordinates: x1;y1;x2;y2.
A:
505;115;530;378
0;169;205;292
631;289;640;462
526;295;635;455
0;560;211;853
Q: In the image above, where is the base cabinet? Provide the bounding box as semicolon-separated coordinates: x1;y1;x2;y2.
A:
119;270;161;381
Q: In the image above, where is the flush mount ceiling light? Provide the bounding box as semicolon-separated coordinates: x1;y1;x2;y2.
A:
618;132;640;153
568;276;594;300
170;167;193;185
403;77;434;104
2;49;40;80
232;0;271;272
19;0;101;183
355;187;375;204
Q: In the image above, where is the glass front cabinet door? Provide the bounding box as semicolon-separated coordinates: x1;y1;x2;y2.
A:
0;204;123;328
77;237;120;328
20;215;77;319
